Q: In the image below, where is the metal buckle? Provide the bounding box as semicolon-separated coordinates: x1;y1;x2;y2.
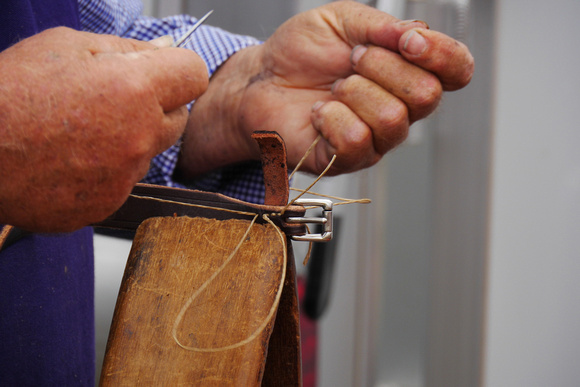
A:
287;198;333;242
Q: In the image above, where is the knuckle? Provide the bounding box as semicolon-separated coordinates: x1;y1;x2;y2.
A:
47;26;68;36
126;136;152;160
345;120;374;150
377;100;409;130
375;103;410;154
44;26;74;39
333;74;361;97
411;76;443;110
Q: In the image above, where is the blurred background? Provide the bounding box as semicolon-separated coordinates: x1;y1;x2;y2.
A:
94;0;580;386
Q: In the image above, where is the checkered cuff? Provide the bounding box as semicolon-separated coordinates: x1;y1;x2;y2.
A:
81;5;265;204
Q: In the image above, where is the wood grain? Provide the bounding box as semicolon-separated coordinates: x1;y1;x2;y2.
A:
100;216;288;386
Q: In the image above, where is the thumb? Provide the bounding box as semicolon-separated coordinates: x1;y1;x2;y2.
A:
325;1;429;51
139;47;209;112
95;46;209;112
149;35;175;48
86;32;208;110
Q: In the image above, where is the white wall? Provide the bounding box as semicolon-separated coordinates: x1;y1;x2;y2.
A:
484;0;580;386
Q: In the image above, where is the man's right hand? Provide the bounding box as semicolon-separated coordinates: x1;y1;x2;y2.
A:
0;27;208;232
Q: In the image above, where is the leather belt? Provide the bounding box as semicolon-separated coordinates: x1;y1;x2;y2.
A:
94;183;307;236
0;132;337;251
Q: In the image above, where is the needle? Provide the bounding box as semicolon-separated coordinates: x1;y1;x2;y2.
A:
172;10;214;48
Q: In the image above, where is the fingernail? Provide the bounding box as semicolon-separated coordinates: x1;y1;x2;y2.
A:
403;30;426;55
312;101;325;112
149;35;174;48
331;79;344;94
350;45;368;66
399;19;430;29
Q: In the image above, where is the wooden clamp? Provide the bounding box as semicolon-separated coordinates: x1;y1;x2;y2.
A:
99;132;303;386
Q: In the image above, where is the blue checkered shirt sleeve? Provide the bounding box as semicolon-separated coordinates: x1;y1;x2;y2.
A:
79;0;266;204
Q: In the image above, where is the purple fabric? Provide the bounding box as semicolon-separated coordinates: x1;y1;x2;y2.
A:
0;0;80;50
0;1;94;385
0;228;95;386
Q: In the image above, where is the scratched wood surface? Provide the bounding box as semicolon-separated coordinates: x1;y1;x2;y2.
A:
99;216;289;386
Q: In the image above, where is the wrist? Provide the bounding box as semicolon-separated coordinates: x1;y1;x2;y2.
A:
178;44;264;178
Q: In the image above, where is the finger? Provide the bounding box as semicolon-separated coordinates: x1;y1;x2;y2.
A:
152;105;190;156
351;45;442;122
149;35;175;48
331;74;409;153
135;47;209;111
324;2;473;90
399;28;474;91
85;32;209;111
95;46;209;112
324;2;429;50
81;30;160;53
311;100;381;175
119;103;189;162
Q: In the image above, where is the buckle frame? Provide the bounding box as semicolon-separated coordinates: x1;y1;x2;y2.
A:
286;198;333;242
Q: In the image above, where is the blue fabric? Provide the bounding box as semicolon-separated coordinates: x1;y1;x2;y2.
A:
78;0;266;204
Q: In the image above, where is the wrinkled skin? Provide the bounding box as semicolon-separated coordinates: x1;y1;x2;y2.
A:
0;1;474;233
179;1;474;177
0;27;208;232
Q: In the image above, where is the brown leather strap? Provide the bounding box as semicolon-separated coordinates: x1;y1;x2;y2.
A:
0;184;307;253
2;131;305;249
95;183;306;237
252;131;290;206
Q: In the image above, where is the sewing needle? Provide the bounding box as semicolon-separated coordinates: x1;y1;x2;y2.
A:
172;10;214;48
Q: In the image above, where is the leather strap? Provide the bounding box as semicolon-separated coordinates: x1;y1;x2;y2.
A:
95;183;306;236
251;131;290;206
1;132;306;249
0;185;306;253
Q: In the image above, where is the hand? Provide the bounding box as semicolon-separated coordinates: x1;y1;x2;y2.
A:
179;1;473;177
0;27;208;232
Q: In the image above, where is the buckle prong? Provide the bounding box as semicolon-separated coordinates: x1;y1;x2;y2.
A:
287;198;333;242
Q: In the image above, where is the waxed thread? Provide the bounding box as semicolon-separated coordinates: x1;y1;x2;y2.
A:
283;134;371;212
289;187;372;206
127;195;257;217
284;134;371;265
302;224;314;266
134;136;368;351
288;135;322;182
171;214;287;352
283;154;337;214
